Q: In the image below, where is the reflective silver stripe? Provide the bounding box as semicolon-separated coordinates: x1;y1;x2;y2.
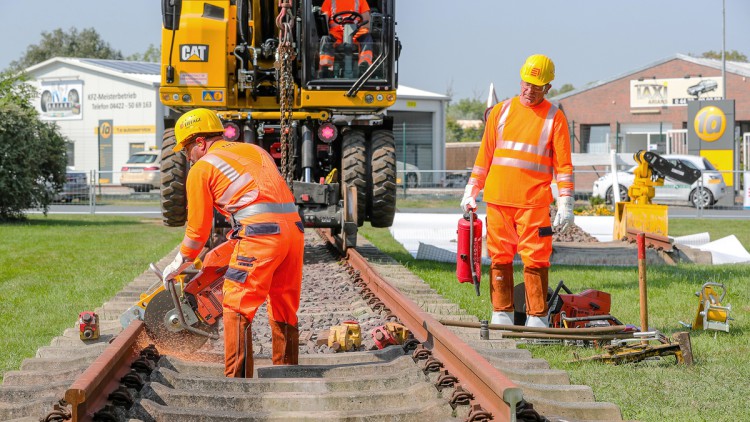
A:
217;173;255;208
203;154;240;183
491;156;552;174
182;235;203;251
233;202;298;220
537;103;558;157
332;0;359;14
471;165;488;177
495;101;512;140
559;188;573;196
557;173;573;182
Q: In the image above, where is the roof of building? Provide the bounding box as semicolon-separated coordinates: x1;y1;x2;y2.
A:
550;53;750;101
25;57;161;86
25;57;448;100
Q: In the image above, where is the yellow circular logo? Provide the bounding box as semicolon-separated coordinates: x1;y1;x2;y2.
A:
99;122;112;139
694;106;726;142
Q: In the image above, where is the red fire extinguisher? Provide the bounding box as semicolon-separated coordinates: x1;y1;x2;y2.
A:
456;211;482;296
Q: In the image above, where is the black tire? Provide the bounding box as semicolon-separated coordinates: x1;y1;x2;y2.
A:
341;129;367;226
605;184;629;204
160;128;189;227
690;187;714;208
367;129;397;228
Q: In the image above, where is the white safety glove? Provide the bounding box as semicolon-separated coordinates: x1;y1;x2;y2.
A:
553;196;575;233
161;253;192;289
460;184;478;213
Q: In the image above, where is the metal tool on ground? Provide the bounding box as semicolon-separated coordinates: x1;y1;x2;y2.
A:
456;210;482;296
371;322;411;349
77;311;99;340
572;331;694;365
690;282;732;333
327;320;362;352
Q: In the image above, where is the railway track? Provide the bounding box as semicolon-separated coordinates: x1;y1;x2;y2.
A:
1;230;623;422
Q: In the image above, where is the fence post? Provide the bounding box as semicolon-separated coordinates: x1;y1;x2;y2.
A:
90;170;96;214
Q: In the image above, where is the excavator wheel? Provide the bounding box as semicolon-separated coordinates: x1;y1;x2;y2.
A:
160;129;188;227
367;129;397;228
341;129;368;226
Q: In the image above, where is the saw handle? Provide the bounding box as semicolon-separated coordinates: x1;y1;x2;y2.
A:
149;262;220;340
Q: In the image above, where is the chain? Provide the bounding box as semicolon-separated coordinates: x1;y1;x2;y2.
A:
276;1;296;189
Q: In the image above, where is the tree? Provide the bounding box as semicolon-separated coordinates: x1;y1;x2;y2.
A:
548;83;575;98
446;98;486;142
698;50;748;62
0;71;68;220
126;44;161;62
8;27;124;72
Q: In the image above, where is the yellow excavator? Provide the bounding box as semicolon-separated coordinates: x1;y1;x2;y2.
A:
613;150;702;240
158;0;401;250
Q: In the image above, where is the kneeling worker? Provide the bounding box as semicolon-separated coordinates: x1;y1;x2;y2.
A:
162;108;305;377
460;54;574;328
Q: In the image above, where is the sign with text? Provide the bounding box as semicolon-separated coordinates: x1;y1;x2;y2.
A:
38;80;83;120
630;76;723;108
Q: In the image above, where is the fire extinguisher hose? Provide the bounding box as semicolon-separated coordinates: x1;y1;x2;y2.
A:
469;211;480;297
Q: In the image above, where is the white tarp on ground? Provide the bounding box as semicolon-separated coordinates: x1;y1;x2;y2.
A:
390;213;750;265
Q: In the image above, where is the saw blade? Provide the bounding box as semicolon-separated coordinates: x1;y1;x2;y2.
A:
143;289;214;353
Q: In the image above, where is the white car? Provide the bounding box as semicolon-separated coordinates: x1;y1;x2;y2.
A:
120;151;161;192
396;160;421;188
592;154;726;208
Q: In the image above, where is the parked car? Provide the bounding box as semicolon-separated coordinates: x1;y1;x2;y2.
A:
396;160;421;188
592;154;726;208
120;151;161;192
56;169;91;202
687;79;718;97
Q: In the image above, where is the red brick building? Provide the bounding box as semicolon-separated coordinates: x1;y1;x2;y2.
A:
555;54;750;156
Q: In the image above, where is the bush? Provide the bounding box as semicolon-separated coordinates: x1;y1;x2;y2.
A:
0;71;67;220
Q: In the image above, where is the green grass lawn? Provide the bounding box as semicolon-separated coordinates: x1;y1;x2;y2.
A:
359;219;750;422
0;215;183;382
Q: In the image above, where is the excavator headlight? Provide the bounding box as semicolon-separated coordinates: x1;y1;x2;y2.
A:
182;94;192;103
172;94;180;101
387;94;394;101
376;94;384;101
364;94;374;104
318;123;338;143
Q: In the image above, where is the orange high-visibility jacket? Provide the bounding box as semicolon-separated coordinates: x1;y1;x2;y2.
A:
179;141;298;259
468;96;573;208
322;0;370;40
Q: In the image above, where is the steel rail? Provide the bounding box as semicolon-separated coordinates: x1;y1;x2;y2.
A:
64;320;146;421
439;319;632;334
324;230;523;422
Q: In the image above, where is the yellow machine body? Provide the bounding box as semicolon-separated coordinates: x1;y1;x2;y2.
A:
693;283;731;332
328;321;362;351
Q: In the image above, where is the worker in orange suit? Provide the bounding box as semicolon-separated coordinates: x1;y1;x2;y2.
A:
460;54;575;328
318;0;373;78
162;108;304;377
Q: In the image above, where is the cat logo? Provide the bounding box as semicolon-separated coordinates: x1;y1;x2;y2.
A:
180;44;209;62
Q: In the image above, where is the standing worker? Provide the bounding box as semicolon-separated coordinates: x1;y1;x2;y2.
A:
460;54;575;328
161;108;305;377
318;0;373;78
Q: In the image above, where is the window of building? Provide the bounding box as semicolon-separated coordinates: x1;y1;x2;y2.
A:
65;142;75;167
581;124;611;153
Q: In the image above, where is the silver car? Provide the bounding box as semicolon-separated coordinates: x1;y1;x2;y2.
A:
591;154;726;208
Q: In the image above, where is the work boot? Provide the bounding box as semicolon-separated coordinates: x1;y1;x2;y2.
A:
490;311;514;325
525;315;549;328
489;262;515;312
523;266;549;317
223;310;254;378
270;320;299;365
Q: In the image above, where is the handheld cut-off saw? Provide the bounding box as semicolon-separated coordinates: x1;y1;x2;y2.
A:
120;240;235;352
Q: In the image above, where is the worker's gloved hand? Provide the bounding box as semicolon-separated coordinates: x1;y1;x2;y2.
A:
460;184;478;213
553;196;575;233
162;253;190;289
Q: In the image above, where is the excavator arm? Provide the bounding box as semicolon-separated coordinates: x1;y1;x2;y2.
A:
615;150;702;241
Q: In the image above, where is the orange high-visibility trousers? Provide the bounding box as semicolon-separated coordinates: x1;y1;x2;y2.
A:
486;203;552;316
222;218;304;377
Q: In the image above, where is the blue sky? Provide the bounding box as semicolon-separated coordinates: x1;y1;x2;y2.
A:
1;0;747;101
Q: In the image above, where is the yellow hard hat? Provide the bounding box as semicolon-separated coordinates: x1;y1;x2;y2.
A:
520;54;555;86
173;108;225;152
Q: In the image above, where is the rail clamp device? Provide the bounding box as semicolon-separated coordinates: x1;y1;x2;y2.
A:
78;311;100;340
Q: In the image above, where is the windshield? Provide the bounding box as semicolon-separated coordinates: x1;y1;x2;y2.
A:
128;154;158;164
701;158;718;171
